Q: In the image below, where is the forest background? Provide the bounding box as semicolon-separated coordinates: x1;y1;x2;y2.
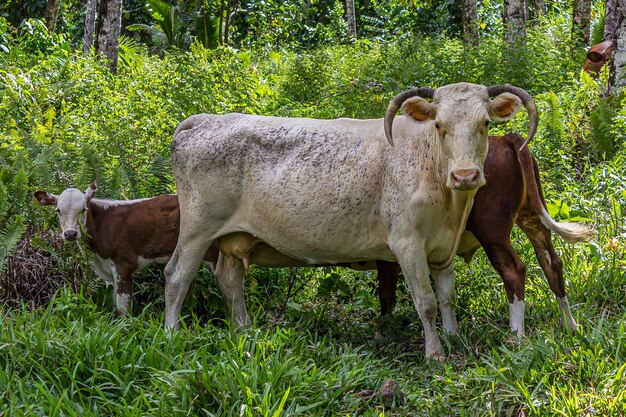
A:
1;0;626;415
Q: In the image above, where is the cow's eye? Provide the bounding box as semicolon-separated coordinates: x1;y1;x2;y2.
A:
82;207;87;213
484;119;490;127
434;122;441;130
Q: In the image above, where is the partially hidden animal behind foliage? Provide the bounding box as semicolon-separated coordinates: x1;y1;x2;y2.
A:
34;183;219;315
164;82;540;360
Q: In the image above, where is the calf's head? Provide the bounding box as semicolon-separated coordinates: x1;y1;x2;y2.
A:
384;82;537;191
34;180;97;241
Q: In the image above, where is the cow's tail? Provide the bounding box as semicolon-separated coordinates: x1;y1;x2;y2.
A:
508;133;597;243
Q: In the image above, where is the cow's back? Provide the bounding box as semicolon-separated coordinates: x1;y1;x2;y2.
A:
89;195;181;260
170;113;399;263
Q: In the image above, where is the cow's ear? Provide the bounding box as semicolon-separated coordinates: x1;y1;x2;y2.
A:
85;180;97;201
34;191;58;206
489;92;522;121
402;97;436;122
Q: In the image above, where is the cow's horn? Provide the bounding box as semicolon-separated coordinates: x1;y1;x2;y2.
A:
384;87;435;146
487;85;538;150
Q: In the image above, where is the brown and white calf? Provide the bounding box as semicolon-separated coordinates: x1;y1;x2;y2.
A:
376;133;596;336
34;183;219;315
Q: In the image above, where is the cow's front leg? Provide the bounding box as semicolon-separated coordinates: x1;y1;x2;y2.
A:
112;264;135;315
115;267;135;316
214;252;250;328
164;232;213;330
391;238;444;360
432;263;458;335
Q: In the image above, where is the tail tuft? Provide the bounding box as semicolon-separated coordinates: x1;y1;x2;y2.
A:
539;209;597;243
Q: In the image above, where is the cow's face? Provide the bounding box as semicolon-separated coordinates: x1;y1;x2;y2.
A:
34;181;97;241
402;83;522;191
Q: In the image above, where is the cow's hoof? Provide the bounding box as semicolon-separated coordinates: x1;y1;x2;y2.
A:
427;352;446;362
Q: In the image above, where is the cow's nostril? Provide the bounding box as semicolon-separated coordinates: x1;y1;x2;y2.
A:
451;169;480;190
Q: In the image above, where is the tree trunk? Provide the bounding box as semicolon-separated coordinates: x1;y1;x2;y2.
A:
529;0;546;24
461;0;478;46
503;0;527;45
346;0;357;39
95;0;122;74
223;0;239;45
45;0;62;32
609;0;626;93
83;0;98;53
572;0;592;45
605;0;619;40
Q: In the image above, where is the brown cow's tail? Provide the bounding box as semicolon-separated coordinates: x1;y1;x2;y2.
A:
508;133;597;243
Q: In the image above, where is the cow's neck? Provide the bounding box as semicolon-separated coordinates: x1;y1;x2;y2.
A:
428;188;476;270
84;200;105;252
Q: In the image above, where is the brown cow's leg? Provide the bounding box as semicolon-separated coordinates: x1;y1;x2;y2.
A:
377;261;400;316
477;241;527;337
113;263;136;316
113;264;136;316
516;207;578;333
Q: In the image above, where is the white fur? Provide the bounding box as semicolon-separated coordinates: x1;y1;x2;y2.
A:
557;296;578;333
509;295;525;337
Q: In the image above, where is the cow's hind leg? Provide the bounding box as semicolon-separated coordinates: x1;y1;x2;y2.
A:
479;241;527;337
377;261;400;316
517;208;577;333
164;228;213;330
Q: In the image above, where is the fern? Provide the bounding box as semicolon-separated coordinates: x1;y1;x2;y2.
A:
77;143;99;190
147;153;173;196
590;96;620;159
0;180;8;219
545;91;564;134
0;214;27;272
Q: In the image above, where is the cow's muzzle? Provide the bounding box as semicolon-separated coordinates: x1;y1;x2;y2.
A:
63;230;79;241
450;168;482;191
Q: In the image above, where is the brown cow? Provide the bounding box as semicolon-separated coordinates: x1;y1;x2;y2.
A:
34;185;219;315
376;133;595;336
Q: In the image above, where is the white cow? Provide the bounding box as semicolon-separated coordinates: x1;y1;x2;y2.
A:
164;82;538;359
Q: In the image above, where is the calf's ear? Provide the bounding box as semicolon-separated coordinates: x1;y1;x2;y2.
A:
34;191;58;206
489;92;522;121
402;97;436;122
85;180;97;201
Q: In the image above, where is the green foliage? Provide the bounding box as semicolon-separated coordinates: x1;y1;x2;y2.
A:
127;0;187;50
0;215;26;273
2;9;626;416
590;93;623;159
232;0;348;49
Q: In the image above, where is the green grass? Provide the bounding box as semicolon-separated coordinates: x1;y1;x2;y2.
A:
1;236;625;417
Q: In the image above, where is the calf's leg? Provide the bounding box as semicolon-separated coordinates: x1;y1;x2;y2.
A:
113;264;135;316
